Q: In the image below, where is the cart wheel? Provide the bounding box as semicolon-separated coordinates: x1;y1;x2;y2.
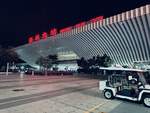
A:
104;90;113;99
143;95;150;107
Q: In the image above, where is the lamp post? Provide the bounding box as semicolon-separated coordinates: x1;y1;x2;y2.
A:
6;62;9;75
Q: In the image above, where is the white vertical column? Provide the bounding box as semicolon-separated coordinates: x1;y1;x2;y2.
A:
122;13;125;21
135;8;140;17
117;14;121;22
113;15;117;23
131;10;134;18
126;11;130;20
6;62;9;76
107;18;110;25
110;17;113;24
145;5;150;14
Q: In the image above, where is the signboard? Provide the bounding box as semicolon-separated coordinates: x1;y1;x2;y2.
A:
28;16;104;44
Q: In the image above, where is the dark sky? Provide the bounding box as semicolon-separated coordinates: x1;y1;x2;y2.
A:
0;0;149;47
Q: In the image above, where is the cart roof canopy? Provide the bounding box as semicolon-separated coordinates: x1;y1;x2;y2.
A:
99;67;148;72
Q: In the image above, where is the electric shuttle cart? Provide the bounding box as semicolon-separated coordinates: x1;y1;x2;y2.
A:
99;68;150;107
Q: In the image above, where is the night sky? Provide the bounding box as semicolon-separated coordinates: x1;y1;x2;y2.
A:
0;0;149;48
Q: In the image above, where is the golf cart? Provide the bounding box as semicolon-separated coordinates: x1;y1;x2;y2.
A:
99;68;150;107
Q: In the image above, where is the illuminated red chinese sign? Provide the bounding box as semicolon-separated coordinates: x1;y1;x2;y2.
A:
28;37;34;44
42;32;48;39
27;15;104;44
34;34;40;41
50;28;58;36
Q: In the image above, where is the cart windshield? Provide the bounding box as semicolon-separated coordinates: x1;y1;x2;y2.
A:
143;72;150;84
138;72;150;85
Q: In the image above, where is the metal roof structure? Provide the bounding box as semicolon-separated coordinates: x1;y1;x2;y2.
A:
14;4;150;66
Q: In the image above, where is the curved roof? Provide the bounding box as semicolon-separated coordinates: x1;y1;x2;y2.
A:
15;4;150;66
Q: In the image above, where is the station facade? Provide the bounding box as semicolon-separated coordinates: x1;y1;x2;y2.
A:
15;4;150;70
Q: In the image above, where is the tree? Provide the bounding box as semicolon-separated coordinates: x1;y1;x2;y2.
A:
96;55;102;67
48;55;58;62
77;54;113;74
36;55;58;74
77;57;88;69
0;46;20;71
36;56;53;75
36;56;52;69
101;54;113;67
36;57;43;71
88;56;96;68
48;55;58;71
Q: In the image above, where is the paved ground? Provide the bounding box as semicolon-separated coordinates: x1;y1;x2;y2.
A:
0;74;149;113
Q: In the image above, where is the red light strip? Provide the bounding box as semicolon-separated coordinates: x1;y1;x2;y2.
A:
90;16;104;23
75;22;86;28
59;27;72;33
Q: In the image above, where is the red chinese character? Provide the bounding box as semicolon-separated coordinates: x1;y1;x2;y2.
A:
50;28;58;36
28;37;33;44
34;34;40;41
42;32;47;39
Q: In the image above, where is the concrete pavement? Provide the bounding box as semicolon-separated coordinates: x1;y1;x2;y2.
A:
0;74;149;113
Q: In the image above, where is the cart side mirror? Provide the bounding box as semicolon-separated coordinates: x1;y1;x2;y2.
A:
128;76;132;80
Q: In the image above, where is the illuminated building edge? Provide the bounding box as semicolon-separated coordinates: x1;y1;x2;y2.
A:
15;4;150;67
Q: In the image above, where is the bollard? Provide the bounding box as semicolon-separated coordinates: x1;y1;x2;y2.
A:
32;71;34;76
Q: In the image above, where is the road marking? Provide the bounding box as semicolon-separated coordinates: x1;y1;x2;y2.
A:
84;101;108;113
